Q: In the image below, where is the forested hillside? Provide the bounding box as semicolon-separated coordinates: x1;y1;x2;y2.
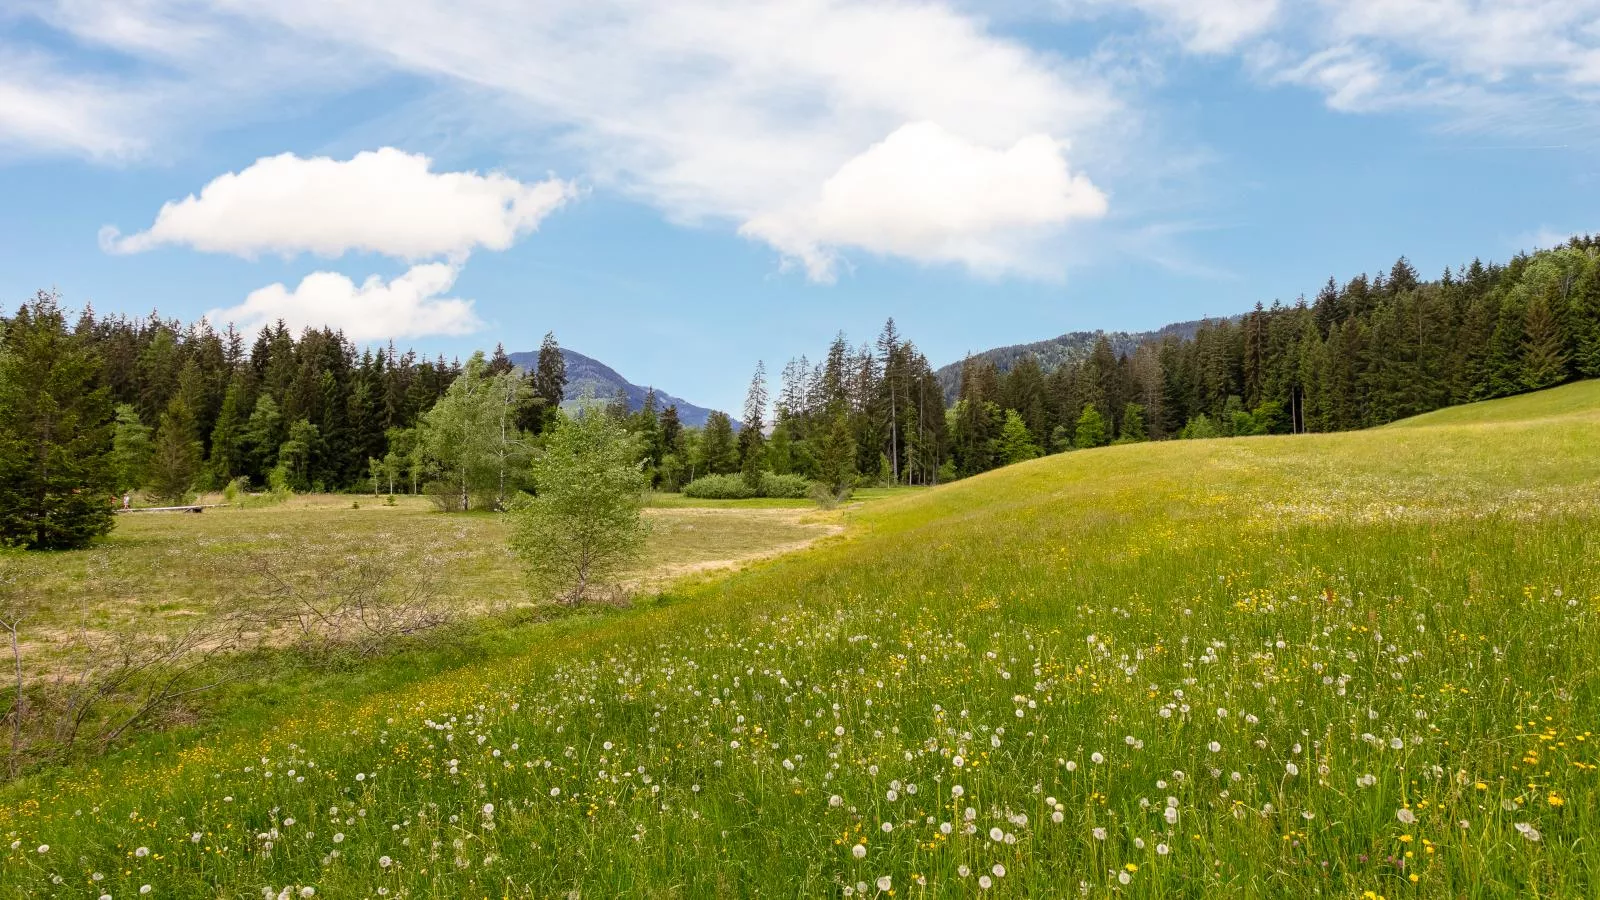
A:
942;239;1600;477
931;318;1208;402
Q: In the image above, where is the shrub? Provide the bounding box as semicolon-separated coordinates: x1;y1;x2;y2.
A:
222;476;250;506
810;482;852;509
683;472;814;500
758;473;811;499
682;474;757;499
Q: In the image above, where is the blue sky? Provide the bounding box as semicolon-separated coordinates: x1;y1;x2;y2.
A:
1;1;1597;414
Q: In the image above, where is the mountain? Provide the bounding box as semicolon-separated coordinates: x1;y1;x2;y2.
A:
506;348;728;428
933;318;1214;402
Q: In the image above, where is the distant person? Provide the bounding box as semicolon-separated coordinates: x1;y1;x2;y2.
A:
122;492;131;510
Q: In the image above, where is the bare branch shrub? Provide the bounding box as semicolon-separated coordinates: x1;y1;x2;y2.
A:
239;541;457;657
3;552;247;777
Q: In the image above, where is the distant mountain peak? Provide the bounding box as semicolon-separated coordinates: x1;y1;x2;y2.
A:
504;347;729;428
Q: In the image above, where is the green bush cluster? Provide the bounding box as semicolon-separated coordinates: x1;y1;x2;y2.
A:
682;472;812;499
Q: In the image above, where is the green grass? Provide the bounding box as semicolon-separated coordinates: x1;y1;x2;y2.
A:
4;391;1599;897
17;494;838;650
1386;378;1600;428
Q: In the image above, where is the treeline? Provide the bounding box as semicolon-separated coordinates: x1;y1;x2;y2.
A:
0;293;589;546
948;239;1600;476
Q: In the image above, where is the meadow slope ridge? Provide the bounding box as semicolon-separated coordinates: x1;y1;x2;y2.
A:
4;382;1599;897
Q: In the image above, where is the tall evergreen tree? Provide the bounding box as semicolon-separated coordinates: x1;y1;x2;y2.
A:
146;394;203;504
738;362;768;488
698;411;739;476
0;292;117;548
111;404;154;494
1521;294;1570;390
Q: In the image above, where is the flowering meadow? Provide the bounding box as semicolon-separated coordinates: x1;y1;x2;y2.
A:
4;381;1600;897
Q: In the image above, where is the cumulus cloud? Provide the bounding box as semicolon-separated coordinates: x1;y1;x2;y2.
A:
101;148;576;259
18;0;1119;280
206;262;480;341
742;122;1107;280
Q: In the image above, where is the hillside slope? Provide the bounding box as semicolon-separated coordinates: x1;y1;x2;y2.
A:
1385;378;1600;429
933;318;1209;400
6;386;1599;896
506;348;728;427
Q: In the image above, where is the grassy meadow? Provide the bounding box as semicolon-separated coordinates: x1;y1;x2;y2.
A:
16;495;840;654
4;384;1600;897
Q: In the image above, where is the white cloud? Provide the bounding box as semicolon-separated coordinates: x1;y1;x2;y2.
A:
1057;0;1279;53
19;0;1119;280
0;47;150;159
206;262;481;341
102;147;576;259
743;121;1107;280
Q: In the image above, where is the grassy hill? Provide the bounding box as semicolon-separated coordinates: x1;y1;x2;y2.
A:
4;387;1598;896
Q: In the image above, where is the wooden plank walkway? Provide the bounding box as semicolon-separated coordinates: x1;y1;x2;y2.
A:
116;504;219;514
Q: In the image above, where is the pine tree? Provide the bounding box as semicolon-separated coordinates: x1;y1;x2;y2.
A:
0;292;117;548
1118;403;1147;442
146;394;203;504
698;412;739;476
207;375;249;484
1521;294;1570;390
816;412;857;493
738;362;768;488
242;394;285;481
486;342;515;376
526;331;567;434
1569;263;1600;378
111;404;154;493
1485;298;1527;398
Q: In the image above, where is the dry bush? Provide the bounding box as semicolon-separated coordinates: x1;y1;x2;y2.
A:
239;541;457;657
2;553;247;776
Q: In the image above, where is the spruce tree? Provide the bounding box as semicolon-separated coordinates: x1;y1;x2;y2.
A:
698;412;739;475
207;376;248;485
1484;299;1526;398
528;332;567;434
738;362;768;488
1570;265;1600;378
1118;403;1147;442
111;404;154;493
1521;294;1570;390
0;292;117;548
146;394;203;504
816;412;857;493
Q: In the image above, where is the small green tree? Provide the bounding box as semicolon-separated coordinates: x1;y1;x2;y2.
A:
994;409;1040;465
418;352;503;511
511;412;650;605
815;412;857;493
1118;403;1147;443
145;395;202;505
110;404;154;493
1180;414;1220;439
1073;405;1109;449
